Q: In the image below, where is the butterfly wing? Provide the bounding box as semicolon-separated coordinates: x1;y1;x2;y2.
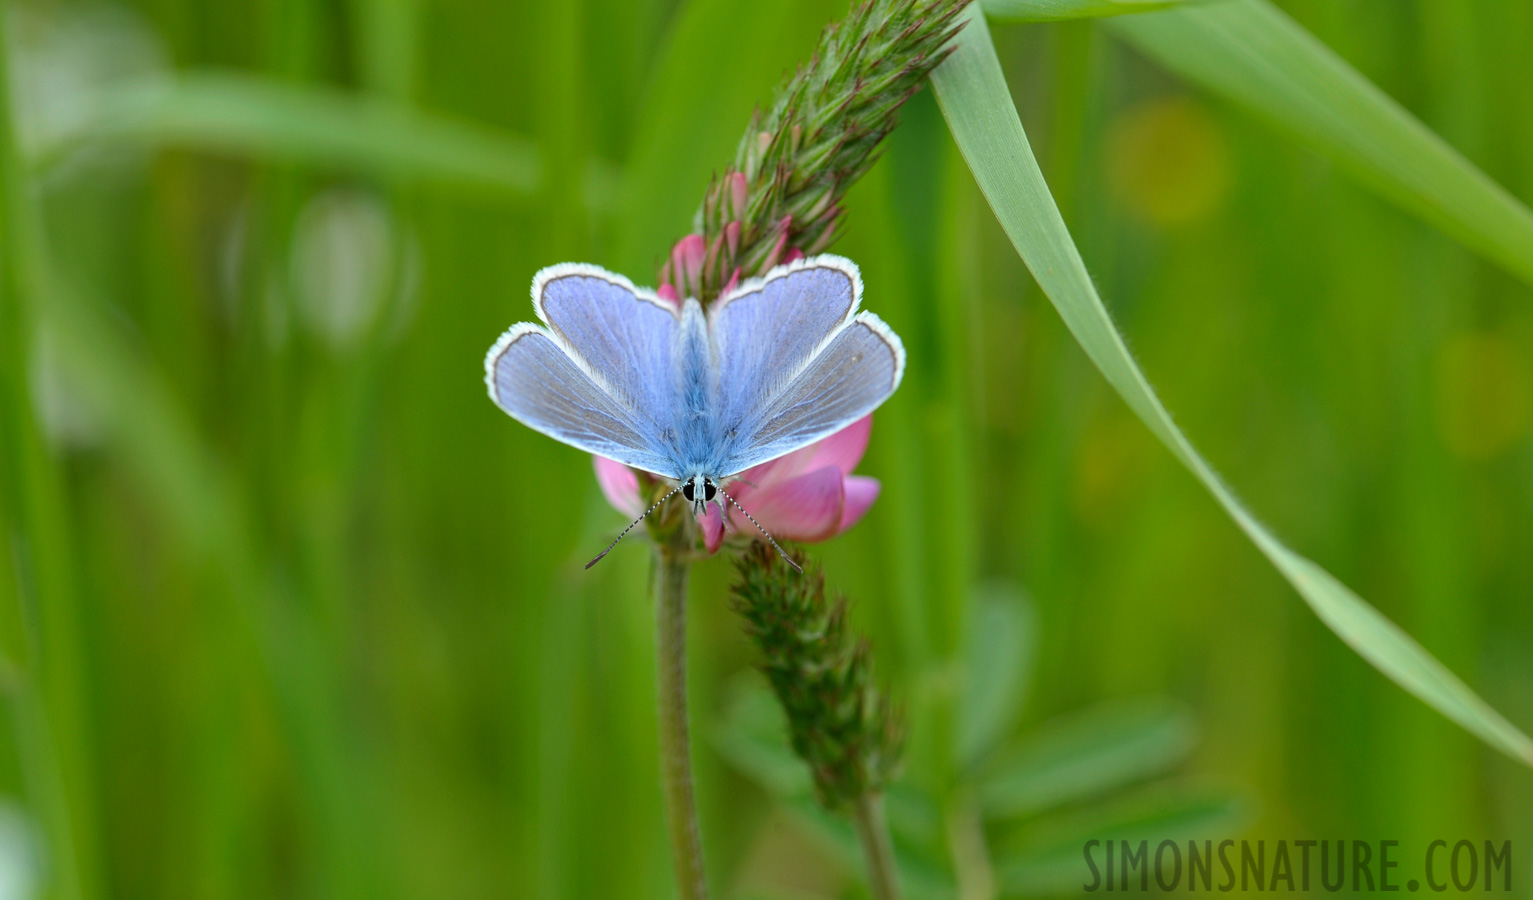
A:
708;257;861;422
484;264;682;477
707;256;905;476
533;264;681;418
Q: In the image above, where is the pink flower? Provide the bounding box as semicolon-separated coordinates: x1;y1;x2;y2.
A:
659;234;706;303
594;453;646;520
592;415;880;553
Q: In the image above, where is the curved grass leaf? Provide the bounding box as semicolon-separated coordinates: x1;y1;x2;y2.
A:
977;699;1197;819
33;73;544;196
1102;0;1533;289
930;7;1533;767
983;0;1216;23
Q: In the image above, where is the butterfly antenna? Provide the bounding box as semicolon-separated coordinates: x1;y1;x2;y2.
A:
717;488;802;574
586;486;681;569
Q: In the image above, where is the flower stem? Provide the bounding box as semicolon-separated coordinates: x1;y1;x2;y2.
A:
654;541;709;900
852;792;903;900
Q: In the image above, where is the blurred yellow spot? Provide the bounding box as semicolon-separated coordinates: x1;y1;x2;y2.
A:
1106;95;1232;227
1074;413;1147;527
1435;333;1532;459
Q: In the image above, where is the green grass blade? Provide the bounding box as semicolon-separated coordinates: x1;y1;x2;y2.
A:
955;584;1033;769
930;7;1533;767
1102;0;1533;289
0;13;100;896
983;0;1216;23
35;73;543;195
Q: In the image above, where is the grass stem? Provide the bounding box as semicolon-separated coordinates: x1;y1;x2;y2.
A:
654;540;708;900
852;792;903;900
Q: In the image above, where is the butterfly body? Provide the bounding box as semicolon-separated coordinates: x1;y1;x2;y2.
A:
485;255;905;546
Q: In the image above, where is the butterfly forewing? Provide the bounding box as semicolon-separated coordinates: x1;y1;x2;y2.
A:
708;259;860;430
535;265;681;416
486;324;677;476
713;311;904;475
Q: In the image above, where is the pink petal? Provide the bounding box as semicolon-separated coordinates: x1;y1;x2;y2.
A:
740;414;874;489
734;447;808;489
784;248;804;265
699;504;725;554
838;476;880;532
656;284;679;306
593;456;643;519
671;234;706;297
805;415;872;475
728;171;748;218
720;474;757;506
740;465;845;542
673;233;705;270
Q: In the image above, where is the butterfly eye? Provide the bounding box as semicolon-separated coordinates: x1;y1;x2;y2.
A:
703;480;717;502
682;481;695;503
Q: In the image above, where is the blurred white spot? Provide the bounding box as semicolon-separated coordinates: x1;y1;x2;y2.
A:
0;802;42;900
290;188;410;350
29;325;100;449
6;2;166;165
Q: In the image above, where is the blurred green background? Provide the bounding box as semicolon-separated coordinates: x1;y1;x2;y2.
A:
0;0;1530;896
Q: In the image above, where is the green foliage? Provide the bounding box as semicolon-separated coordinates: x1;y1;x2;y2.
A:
954;583;1032;769
995;787;1250;895
1103;0;1533;289
731;544;903;809
35;74;545;196
0;0;1530;896
976;699;1197;818
717;583;1247;899
930;5;1533;765
983;0;1212;22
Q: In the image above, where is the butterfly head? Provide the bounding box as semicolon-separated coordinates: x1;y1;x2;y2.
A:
680;475;718;516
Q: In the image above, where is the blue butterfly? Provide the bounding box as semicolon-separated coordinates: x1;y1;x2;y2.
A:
484;254;905;567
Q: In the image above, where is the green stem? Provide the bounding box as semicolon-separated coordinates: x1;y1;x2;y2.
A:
0;9;95;899
852;792;903;900
947;793;997;900
654;542;709;900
